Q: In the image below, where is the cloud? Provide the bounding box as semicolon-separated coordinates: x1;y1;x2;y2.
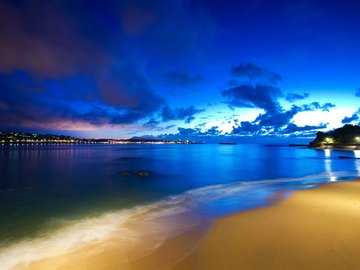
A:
282;123;328;134
0;0;215;131
222;84;282;112
223;62;336;137
162;71;204;86
205;126;221;136
285;92;310;102
229;101;335;136
300;102;335;112
342;109;360;124
143;118;160;128
254;106;300;128
231;121;262;135
250;102;335;131
0;71;164;130
231;63;282;84
161;105;204;123
177;127;202;137
159;125;221;139
120;1;156;35
356;88;360;97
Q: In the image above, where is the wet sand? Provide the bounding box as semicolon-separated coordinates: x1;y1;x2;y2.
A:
19;179;360;270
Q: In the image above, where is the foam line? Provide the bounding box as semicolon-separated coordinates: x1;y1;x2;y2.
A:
0;171;358;269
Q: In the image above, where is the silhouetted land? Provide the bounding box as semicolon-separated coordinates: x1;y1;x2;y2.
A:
309;124;360;149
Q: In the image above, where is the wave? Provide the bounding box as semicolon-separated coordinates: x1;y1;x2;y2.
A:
0;171;358;269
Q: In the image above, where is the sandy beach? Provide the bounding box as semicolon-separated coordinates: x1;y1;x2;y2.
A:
16;178;360;270
173;178;360;270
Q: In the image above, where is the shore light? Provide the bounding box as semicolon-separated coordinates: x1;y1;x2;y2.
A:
324;137;334;143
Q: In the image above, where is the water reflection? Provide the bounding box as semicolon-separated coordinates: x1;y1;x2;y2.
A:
324;150;336;182
325;159;336;182
354;151;360;173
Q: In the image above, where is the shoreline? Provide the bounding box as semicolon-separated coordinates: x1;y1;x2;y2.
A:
6;177;360;269
172;177;360;270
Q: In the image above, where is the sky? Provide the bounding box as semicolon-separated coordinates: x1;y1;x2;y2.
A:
0;0;359;142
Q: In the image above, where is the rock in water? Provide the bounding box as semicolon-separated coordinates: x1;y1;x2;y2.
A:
121;171;131;176
136;172;149;177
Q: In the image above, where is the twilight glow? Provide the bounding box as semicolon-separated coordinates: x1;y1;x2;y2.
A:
0;0;359;142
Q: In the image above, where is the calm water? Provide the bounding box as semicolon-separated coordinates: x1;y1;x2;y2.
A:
0;144;359;268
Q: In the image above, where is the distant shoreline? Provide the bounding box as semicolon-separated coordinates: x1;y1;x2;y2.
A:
310;143;360;151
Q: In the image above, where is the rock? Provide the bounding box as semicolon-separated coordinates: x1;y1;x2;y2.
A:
136;171;149;177
121;171;131;176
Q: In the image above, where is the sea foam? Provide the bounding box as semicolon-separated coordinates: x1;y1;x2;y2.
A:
0;171;358;269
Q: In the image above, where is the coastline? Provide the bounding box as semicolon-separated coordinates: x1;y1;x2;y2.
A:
172;178;360;270
8;177;359;270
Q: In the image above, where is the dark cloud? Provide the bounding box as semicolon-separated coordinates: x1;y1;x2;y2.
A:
231;121;262;135
285;92;310;102
205;126;221;136
143;118;160;128
356;88;360;97
342;109;360;124
165;124;176;129
227;79;240;87
282;123;327;134
0;0;214;131
231;63;282;84
223;62;336;137
161;105;204;123
162;71;204;86
0;0;214;75
300;102;335;112
159;125;221;139
253;102;334;130
177;127;202;137
0;0;119;76
230;102;335;136
254;106;300;128
222;84;282;112
0;71;164;130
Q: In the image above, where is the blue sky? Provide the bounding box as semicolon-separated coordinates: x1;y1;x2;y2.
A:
0;0;359;142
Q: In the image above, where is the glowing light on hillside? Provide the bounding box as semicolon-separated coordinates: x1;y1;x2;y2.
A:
324;137;334;144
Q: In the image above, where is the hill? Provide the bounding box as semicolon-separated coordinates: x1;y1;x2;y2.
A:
309;124;360;148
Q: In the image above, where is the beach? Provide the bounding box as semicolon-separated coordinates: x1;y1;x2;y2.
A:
13;178;360;270
172;178;360;270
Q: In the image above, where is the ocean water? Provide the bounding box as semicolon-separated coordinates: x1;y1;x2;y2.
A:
0;144;359;269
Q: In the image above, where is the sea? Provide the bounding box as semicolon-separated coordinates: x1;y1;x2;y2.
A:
0;143;359;269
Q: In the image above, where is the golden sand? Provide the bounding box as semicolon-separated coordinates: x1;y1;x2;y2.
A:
173;179;360;270
19;179;360;270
